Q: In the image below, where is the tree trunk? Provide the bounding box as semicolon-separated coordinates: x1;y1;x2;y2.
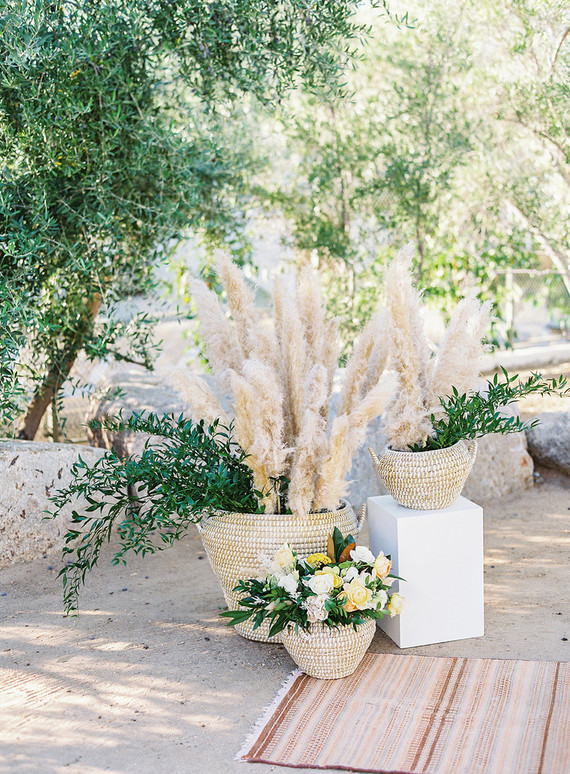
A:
18;295;102;441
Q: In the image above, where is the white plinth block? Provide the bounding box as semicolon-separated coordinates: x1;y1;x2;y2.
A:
368;495;484;648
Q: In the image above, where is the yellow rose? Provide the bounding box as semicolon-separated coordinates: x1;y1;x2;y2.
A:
374;552;392;579
318;567;343;588
337;590;358;613
344;578;373;611
274;544;295;569
306;553;332;567
387;593;405;617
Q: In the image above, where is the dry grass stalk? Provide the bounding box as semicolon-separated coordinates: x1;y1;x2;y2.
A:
428;291;492;419
382;254;432;450
273;275;307;443
187;278;243;392
241;358;288;484
322;317;341;396
382;251;491;450
287;365;329;517
229;368;277;513
297;265;326;366
165;369;229;426
173;257;390;513
313;414;351;511
340;310;388;415
214;253;278;370
360;310;389;398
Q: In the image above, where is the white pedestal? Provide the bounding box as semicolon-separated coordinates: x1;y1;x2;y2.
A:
368;495;484;648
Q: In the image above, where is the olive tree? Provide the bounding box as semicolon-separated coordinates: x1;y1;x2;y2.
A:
0;0;381;437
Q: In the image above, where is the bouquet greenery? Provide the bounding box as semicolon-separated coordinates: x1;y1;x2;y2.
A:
220;528;404;638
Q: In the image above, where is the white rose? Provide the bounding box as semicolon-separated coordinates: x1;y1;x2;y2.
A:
307;573;334;595
277;574;298;596
274;544;295;569
350;545;376;564
343;566;359;583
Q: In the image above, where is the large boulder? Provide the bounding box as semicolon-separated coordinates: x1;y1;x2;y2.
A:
526;412;570;475
0;441;104;568
462;430;534;503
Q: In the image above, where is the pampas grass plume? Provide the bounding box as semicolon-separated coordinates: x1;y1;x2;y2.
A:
382;251;432;450
287;364;328;517
188;278;243;392
428;291;492;419
166;368;229;426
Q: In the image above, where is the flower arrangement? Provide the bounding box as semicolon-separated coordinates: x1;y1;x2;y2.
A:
220;528;404;639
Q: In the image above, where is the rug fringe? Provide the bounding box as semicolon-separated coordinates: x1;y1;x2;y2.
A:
236;668;303;761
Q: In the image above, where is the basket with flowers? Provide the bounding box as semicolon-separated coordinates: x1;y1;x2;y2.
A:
221;528;404;679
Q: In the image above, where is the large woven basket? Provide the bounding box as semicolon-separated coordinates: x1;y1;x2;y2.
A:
198;501;362;643
281;620;376;679
370;439;477;510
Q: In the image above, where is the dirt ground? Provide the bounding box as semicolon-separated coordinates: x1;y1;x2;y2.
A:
1;467;568;774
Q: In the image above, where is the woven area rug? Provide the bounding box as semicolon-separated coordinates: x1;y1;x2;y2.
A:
239;653;568;774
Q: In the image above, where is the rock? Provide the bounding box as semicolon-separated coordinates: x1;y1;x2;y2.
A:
0;441;105;568
526;412;570;475
462;431;534;504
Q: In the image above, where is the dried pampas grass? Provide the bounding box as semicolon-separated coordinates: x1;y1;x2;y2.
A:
170;257;390;514
287;365;328;517
428;290;492;419
382;249;491;450
165;368;229;426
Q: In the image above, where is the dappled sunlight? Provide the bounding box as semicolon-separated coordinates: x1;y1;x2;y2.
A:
1;616;266;772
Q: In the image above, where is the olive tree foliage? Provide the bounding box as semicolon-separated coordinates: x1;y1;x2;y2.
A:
0;0;381;438
496;0;570;300
262;0;570;350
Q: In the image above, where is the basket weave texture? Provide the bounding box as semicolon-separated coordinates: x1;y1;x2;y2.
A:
372;439;477;510
281;619;376;679
197;501;361;643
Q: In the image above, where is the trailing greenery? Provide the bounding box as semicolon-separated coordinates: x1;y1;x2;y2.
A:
409;370;569;451
49;413;263;614
220;528;403;638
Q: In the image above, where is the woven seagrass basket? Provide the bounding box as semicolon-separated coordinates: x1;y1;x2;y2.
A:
369;439;477;510
281;619;376;679
198;501;363;643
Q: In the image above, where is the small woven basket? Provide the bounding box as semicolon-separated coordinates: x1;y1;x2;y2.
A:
281;620;376;679
198;501;362;643
370;439;477;510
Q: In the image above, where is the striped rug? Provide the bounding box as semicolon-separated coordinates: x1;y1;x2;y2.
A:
239;653;568;773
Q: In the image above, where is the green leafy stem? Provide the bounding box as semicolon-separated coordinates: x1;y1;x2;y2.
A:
410;369;568;451
49;412;262;615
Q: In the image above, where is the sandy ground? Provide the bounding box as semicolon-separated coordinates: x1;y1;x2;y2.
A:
1;468;569;774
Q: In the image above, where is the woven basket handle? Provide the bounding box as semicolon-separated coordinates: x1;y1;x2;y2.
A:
466;439;477;463
368;446;380;468
358;503;367;531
